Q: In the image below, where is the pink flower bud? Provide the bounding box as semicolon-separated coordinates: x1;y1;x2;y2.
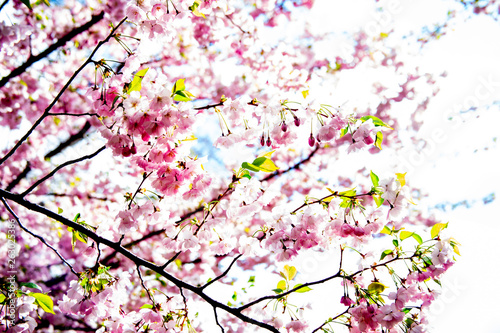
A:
281;122;287;132
294;116;300;127
260;134;265;146
266;137;272;147
308;133;315;147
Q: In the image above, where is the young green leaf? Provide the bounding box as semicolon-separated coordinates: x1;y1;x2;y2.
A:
374;131;383;150
360;115;393;129
127;68;149;94
367;282;387;294
31;293;55;314
293;284;312;293
277;280;287;291
241;162;261;172
370;170;379;187
373;195;384;207
380;249;393;260
431;222;448;239
284;265;297;280
380;225;392;235
20;282;42;291
400;230;414;240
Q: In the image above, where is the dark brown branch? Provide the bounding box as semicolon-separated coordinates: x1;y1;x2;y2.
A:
261;146;320;182
44;192;112;202
0;11;105;88
128;171;153;209
311;308;350;333
237;254;412;312
0;189;280;333
201;254;242;290
5;162;30;191
1;197;79;277
194;101;224;110
20;145;106;197
45;121;92;159
0;16;127;167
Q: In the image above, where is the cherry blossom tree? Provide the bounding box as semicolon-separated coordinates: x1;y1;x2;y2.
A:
3;0;494;332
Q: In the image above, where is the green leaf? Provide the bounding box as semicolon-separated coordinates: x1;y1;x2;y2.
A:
173;90;194;102
251;157;279;172
241;162;261;172
20;282;42;291
73;213;80;223
189;0;206;18
400;231;414;240
374;131;383;150
412;233;423;245
370;170;379;187
338;188;356;197
392;239;399;247
380;249;393;261
127;68;149;94
396;172;407;187
272;288;283;294
293;284;312;293
284;265;297;280
31;293;55;314
360;115;393;129
248;276;255;283
0;294;6;303
340;127;348;138
57;207;63;214
232;292;237;301
367;282;387;294
431;222;448;239
277;280;287;291
172;78;186;93
373;195;384;207
380;225;392;235
241;157;279;173
140;304;153;309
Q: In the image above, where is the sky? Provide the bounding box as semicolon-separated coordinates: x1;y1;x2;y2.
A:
309;1;500;332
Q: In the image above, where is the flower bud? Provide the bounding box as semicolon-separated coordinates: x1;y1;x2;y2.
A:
281;122;287;132
266;137;272;147
294;116;300;127
260;134;265;146
308;133;315;147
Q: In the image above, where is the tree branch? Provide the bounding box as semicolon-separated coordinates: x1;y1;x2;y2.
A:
0;16;127;167
0;11;105;88
44;121;92;159
5;162;30;191
1;197;79;277
200;254;242;290
20;145;106;197
0;190;280;333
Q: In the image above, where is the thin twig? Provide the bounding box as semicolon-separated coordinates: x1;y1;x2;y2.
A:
1;197;79;277
0;16;127;166
45;121;92;159
136;265;155;305
213;307;225;333
0;11;105;88
201;254;242;290
20;145;106;197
